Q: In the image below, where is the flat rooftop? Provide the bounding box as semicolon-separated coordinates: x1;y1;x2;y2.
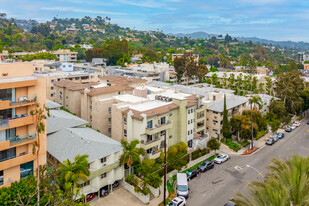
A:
128;100;173;112
113;94;148;103
148;89;191;100
135;86;164;92
0;75;37;84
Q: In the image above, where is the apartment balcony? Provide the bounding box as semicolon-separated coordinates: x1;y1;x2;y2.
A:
197;114;205;119
145;120;172;135
145;149;161;159
88;161;120;180
9;95;37;107
0;119;9;129
0;152;36;171
9;132;36;146
140;137;162;150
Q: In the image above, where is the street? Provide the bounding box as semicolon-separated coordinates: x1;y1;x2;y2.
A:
187;120;309;206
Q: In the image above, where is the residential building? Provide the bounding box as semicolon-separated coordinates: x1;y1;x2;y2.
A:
46;102;123;198
99;75;147;87
0;62;47;188
53;80;99;116
51;49;78;63
204;91;249;138
246;94;280;115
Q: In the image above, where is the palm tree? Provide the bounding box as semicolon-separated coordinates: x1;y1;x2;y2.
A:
235;154;309;206
59;154;90;194
248;95;262;149
120;139;145;175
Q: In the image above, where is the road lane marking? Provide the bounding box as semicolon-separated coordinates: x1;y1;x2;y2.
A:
258;172;263;176
234;166;242;170
244;183;250;188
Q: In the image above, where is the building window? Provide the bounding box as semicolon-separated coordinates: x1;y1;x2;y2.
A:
101;157;106;163
191;109;193;113
66;96;68;99
147;120;153;128
147;134;152;142
65;105;68;108
124;117;127;125
108;118;111;124
160;116;166;125
169;112;173;116
191;119;193;123
51;86;54;90
146;148;152;154
108;107;111;114
91;76;94;79
123;129;126;137
0;148;16;162
101;173;107;179
188;131;190;135
75;77;80;80
90;115;92;122
0;170;3;185
50;93;53;97
20;161;33;179
160;131;165;136
188;120;190;125
169;135;172;139
188;110;190;114
108;128;111;134
51;79;55;83
81;180;90;187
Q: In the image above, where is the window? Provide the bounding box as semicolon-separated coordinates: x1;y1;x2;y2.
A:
188;120;190;125
81;180;90;187
169;135;172;139
65;105;68;108
160;131;165;136
147;120;153;128
91;76;94;79
188;110;190;114
51;79;55;83
101;157;106;163
124;117;127;125
191;119;193;123
146;148;152;154
90;115;92;122
160;117;166;125
101;173;107;179
0;170;3;185
169;112;173;116
90;101;92;111
0;148;16;162
51;86;54;90
213;96;216;101
50;93;53;97
147;134;152;142
191;109;193;113
108;107;111;114
188;131;190;135
75;77;79;80
123;129;126;137
108;118;111;124
20;161;33;179
66;96;68;99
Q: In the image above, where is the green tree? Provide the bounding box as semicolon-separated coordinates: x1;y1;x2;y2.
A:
222;94;230;139
211;73;218;85
197;64;208;82
207;137;221;155
235;154;309;206
222;72;228;87
258;82;264;94
120;139;145;175
265;77;273;95
174;52;199;85
230;114;243;141
248;95;262;149
229;73;235;88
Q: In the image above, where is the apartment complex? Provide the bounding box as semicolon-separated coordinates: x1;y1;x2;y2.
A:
0;49;78;63
0;62;47;188
46;102;123;197
204;91;249;138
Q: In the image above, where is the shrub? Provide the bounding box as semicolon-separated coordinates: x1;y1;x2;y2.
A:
167;145;178;157
146;173;162;188
222;139;241;152
201;148;210;156
296;116;302;121
176;141;188;153
256;130;267;140
125;175;139;187
237;140;250;147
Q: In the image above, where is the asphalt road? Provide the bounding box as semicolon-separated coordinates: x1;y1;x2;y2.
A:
187;120;309;206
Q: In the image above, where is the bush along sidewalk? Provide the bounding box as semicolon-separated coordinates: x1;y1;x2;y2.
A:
221;139;241;152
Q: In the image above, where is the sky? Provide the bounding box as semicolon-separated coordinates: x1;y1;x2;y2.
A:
1;0;309;42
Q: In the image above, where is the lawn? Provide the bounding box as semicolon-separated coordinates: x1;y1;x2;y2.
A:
181;155;216;173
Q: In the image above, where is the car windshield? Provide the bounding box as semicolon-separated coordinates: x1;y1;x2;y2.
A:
168;202;177;206
217;155;223;159
178;185;187;191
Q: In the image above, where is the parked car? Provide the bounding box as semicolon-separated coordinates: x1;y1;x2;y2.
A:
100;186;109;197
214;154;229;164
167;196;186;206
186;168;199;180
266;138;275;145
112;181;119;189
277;132;285;139
198;161;214;172
285;127;292;132
293;122;300;127
86;193;95;201
307;121;309;125
290;125;296;130
271;135;279;142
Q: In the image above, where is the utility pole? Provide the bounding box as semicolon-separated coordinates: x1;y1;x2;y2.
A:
163;130;167;206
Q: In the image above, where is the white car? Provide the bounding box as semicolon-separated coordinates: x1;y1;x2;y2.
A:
290;125;296;130
214;154;230;164
167;196;186;206
293;122;300;127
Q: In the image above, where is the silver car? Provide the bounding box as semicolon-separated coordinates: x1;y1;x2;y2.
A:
214;154;229;164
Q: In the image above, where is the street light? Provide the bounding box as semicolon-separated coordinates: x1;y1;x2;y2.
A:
246;165;264;178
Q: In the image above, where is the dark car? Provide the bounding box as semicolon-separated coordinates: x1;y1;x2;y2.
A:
266;138;275;145
277;132;285;139
100;186;109;197
198;161;214;172
271;135;278;142
112;181;119;189
86;193;95;201
285;127;292;132
307;121;309;125
186;169;199;180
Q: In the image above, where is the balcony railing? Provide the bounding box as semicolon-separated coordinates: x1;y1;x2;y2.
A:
197;114;205;119
152;149;160;155
10;95;37;106
146;120;171;131
9;132;36;146
197;124;204;129
0;152;29;163
141;137;161;145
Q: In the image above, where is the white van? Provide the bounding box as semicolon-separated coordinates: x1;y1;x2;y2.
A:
176;173;189;199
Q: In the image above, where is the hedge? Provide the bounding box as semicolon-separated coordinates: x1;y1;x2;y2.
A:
191;148;210;160
222;139;241;152
256;130;267;140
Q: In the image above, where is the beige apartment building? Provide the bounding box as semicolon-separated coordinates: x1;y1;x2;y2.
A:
53;80;99;116
0;62;46;188
205;91;249;138
99;75;147;87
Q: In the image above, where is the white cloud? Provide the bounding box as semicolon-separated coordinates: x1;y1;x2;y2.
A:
42;7;127;15
115;0;161;8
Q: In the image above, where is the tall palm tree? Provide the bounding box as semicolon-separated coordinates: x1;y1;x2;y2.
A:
235;154;309;206
120;139;145;175
59;154;90;194
248;95;262;149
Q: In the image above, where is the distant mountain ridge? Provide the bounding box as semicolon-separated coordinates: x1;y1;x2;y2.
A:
170;32;309;50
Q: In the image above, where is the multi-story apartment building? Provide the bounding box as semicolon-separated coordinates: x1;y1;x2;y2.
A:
205;91;249;138
0;62;46;188
46;102;123;198
53;80;99;116
36;70;102;101
99;75;147;87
